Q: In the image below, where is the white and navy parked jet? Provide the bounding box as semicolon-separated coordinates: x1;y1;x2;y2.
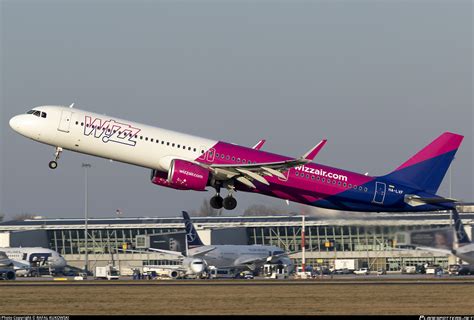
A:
0;247;67;276
181;211;292;272
450;210;474;265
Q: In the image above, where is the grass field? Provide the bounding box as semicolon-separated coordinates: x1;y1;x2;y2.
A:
1;280;473;315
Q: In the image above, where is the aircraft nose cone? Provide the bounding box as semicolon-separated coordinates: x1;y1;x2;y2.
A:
9;115;21;131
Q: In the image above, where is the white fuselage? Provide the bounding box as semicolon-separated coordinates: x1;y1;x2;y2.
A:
188;245;291;270
0;247;67;271
454;244;474;265
9;106;217;172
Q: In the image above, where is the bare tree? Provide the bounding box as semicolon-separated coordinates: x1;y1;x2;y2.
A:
190;199;223;217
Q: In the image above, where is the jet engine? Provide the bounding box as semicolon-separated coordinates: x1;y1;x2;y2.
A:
168;270;180;279
0;270;16;280
151;159;210;191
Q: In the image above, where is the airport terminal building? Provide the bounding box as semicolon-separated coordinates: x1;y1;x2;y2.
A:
0;210;472;275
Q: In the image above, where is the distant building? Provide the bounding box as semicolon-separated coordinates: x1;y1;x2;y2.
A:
0;211;472;275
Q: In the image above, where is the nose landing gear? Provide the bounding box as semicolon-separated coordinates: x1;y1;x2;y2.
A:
49;147;63;170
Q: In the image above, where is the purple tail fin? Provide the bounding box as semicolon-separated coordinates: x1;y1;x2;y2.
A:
383;132;464;194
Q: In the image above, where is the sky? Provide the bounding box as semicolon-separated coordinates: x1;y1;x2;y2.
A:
0;0;472;220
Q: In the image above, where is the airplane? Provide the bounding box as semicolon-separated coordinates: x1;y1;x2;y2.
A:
403;209;474;269
9;105;465;211
0;247;67;276
0;251;16;280
142;211;292;276
181;211;292;273
450;209;473;265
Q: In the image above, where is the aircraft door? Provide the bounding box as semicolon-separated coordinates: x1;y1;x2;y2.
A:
372;182;386;204
199;146;216;162
58;110;73;133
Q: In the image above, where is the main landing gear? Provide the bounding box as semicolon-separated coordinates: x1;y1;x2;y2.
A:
48;147;63;170
210;185;237;210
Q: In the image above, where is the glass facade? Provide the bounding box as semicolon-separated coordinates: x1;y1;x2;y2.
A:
47;228;181;255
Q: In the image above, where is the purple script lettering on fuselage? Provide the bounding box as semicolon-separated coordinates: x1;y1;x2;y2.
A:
83;116;141;147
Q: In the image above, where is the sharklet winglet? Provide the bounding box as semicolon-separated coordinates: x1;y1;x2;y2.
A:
301;139;327;161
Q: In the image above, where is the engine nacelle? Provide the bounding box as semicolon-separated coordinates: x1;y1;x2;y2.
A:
0;270;16;280
151;159;209;191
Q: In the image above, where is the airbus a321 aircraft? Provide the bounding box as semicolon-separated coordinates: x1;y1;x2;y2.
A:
10;105;464;211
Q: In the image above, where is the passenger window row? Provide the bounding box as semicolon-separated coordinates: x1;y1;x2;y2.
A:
294;171;368;192
74;121;259;164
75;121;199;152
214;152;256;164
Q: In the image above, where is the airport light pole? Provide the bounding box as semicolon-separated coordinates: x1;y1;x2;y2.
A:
301;215;306;276
82;163;91;274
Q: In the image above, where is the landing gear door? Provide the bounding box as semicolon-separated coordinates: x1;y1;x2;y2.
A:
58;110;73;133
372;182;386;204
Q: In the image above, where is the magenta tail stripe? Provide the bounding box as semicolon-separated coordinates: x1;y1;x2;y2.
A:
396;132;463;171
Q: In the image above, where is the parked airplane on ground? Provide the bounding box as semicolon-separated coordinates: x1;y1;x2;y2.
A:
407;209;474;266
10;105;464;211
450;209;474;265
0;247;67;275
181;211;292;272
144;211;292;277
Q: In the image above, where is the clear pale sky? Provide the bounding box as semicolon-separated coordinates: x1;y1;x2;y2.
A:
1;0;472;219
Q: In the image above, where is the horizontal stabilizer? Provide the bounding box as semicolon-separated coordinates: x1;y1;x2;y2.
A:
404;194;458;207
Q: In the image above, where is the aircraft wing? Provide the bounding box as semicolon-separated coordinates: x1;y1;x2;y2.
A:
234;253;287;268
198;140;327;188
147;248;185;257
414;246;453;256
188;247;216;257
118;247;185;257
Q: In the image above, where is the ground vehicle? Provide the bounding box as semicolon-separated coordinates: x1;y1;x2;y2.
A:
402;266;417;274
353;268;369;275
376;268;386;275
415;265;426;274
334;268;353;275
209;266;236;279
448;264;461;275
235;271;254;279
458;266;474;275
334;259;358;272
94;265;120;280
295;266;312;279
426;265;443;275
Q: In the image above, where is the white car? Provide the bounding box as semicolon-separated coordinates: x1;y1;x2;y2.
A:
353;268;369;275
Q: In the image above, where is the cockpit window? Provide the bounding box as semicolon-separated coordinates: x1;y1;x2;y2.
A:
26;110;46;118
